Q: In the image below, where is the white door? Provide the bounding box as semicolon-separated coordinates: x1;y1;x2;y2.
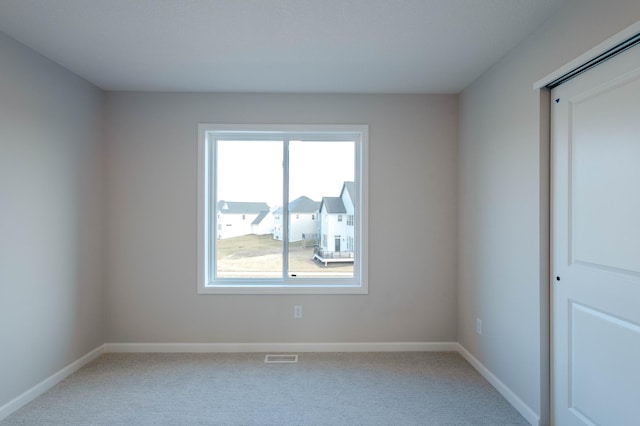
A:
552;44;640;425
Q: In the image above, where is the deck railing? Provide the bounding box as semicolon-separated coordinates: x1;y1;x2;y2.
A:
314;248;354;259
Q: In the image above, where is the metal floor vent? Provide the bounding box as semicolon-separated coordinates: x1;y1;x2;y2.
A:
264;354;298;363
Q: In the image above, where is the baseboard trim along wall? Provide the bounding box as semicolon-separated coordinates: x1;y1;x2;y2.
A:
103;341;459;353
1;342;538;425
0;345;105;421
456;343;539;426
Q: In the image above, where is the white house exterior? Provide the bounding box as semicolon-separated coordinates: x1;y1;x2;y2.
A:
216;201;271;239
318;182;355;257
272;196;320;243
251;210;275;236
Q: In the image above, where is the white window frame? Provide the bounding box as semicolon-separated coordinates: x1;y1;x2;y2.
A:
197;124;368;295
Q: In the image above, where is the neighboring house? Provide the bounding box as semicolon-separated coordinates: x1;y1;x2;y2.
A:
272;196;320;243
318;182;355;258
251;210;275;236
216;201;271;239
272;208;283;240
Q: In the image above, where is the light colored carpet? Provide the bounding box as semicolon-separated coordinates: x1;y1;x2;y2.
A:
1;352;529;425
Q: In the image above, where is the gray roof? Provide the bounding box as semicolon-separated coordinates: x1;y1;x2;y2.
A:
320;197;346;214
217;201;270;215
289;196;320;213
251;210;270;225
272;196;319;215
341;181;355;203
319;182;354;214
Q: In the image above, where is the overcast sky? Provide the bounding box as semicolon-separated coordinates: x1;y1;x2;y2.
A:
217;140;354;208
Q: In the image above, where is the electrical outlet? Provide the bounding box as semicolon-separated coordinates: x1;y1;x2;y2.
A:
294;305;303;319
476;318;482;335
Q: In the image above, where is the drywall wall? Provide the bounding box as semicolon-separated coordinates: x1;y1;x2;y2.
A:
104;93;457;344
0;33;104;408
458;0;640;423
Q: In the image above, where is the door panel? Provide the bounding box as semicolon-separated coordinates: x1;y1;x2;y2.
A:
552;42;640;425
571;74;640;274
570;302;640;424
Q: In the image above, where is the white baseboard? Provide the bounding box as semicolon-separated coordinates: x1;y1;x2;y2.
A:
104;341;459;353
1;342;538;426
456;343;539;426
0;345;104;421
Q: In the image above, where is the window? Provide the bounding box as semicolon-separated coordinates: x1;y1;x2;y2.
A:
198;124;368;294
347;236;354;251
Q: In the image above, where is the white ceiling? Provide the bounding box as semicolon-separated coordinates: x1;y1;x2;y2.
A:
0;0;566;93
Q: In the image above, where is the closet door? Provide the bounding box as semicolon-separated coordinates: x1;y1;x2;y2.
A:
551;43;640;425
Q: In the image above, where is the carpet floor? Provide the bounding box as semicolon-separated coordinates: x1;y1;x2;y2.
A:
1;352;529;425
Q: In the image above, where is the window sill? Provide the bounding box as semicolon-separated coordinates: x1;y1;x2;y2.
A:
197;283;368;295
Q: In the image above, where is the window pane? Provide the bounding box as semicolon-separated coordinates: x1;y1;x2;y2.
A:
215;140;282;278
287;141;355;279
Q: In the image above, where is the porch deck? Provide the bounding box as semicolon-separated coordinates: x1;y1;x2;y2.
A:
312;251;354;267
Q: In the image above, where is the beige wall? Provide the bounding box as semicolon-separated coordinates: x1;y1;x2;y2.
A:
0;33;104;408
5;0;640;419
458;0;640;423
104;92;458;344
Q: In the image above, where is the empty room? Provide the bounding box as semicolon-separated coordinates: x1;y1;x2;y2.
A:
1;1;639;425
